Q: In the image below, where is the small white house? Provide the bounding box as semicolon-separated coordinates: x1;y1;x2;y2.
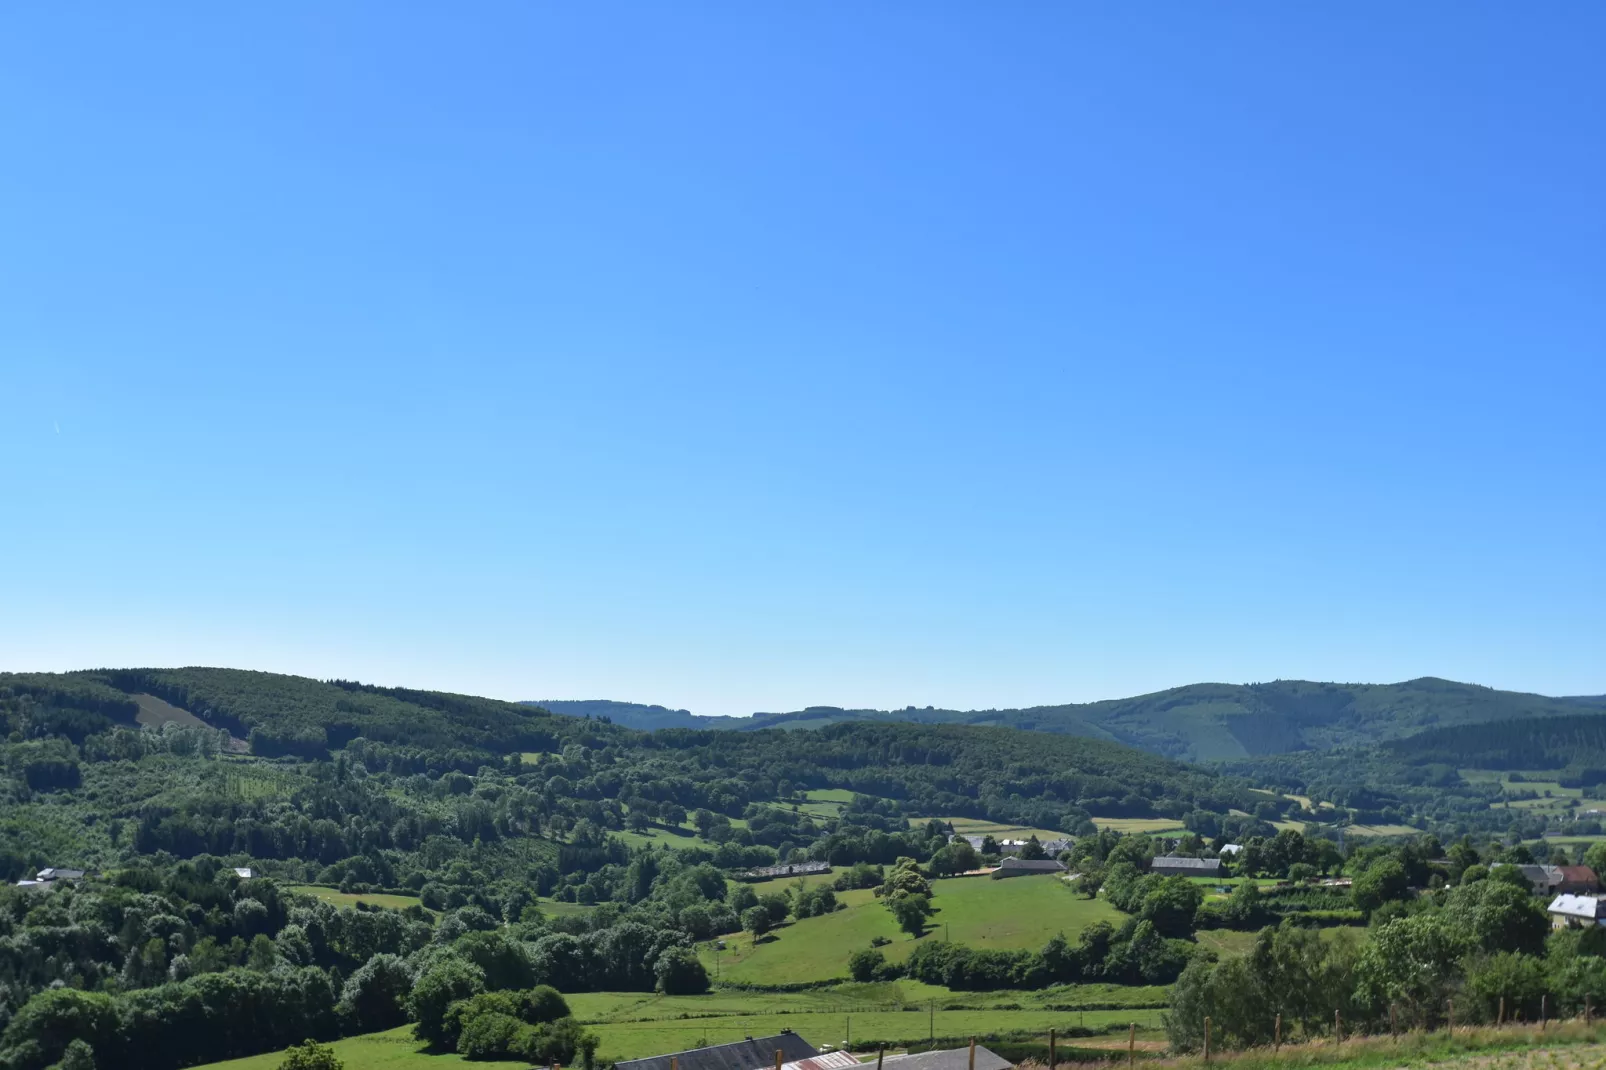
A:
1218;844;1244;857
233;867;254;879
1547;894;1606;929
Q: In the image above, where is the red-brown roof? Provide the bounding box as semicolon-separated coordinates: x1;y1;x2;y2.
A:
1559;866;1599;885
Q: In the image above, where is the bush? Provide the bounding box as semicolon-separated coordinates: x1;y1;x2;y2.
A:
278;1040;343;1070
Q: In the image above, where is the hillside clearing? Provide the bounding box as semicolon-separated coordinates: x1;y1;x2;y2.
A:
283;885;424;911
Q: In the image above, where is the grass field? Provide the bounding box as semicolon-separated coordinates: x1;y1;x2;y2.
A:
1090;817;1187;834
284;885;424;911
941;817;1069;841
704;875;1125;985
191;980;1175;1070
1341;823;1423;838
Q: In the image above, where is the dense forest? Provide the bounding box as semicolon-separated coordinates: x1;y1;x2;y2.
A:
550;678;1606;763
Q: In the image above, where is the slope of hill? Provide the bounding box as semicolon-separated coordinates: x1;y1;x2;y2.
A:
532;678;1605;763
529;699;754;731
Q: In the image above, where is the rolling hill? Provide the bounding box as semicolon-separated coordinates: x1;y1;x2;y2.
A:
532;678;1606;763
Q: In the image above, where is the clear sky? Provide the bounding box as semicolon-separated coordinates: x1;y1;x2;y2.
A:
3;4;1601;715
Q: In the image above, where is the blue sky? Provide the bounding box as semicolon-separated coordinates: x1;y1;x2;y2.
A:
3;4;1601;715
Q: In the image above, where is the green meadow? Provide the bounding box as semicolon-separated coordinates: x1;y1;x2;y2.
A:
704;874;1124;985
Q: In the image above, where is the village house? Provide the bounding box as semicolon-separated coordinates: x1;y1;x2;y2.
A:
1500;864;1600;896
740;861;832;881
994;857;1067;878
1151;856;1221;877
1548;894;1606;929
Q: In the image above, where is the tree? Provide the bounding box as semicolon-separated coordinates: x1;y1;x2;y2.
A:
1444;879;1547;956
278;1040;344;1070
742;906;772;940
58;1040;96;1070
1020;836;1047;861
339;953;412;1033
1354;913;1470;1023
848;948;886;982
1351;858;1409;916
409;958;486;1047
1139;876;1204;938
888;893;933;937
654;948;710;995
880;858;931;899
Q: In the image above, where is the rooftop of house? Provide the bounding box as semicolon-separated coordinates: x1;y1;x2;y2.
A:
998;857;1067;873
1152;856;1221;871
614;1033;820;1070
1548;894;1606;919
882;1045;1013;1070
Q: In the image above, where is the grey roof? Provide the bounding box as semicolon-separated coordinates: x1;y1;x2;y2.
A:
35;868;85;880
883;1045;1012;1070
997;857;1067;874
615;1034;820;1070
1152;856;1221;873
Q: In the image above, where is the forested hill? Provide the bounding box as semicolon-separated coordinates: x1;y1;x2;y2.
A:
531;699;749;731
534;678;1606;762
0;667;1246;829
1382;712;1606;776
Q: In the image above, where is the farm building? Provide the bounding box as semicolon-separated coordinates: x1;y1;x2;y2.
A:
1218;844;1244;856
1499;864;1598;896
741;862;832;881
882;1044;1012;1070
1151;856;1220;877
995;857;1067;877
955;835;1072;857
35;868;85;881
614;1032;820;1070
1548;894;1606;929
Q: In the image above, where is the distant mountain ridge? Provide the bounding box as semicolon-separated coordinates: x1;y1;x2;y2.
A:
527;678;1606;763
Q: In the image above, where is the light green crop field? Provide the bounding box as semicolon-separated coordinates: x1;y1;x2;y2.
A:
940;816;1068;841
283;886;423;911
703;874;1125;985
1341;823;1423;838
1089;817;1186;834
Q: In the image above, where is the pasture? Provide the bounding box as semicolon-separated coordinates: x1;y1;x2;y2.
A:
284;885;424;912
940;816;1067;841
703;874;1124;985
1089;817;1186;834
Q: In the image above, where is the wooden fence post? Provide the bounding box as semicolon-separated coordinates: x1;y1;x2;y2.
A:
1274;1013;1281;1053
1128;1022;1136;1068
1499;996;1505;1027
1335;1009;1342;1044
1588;995;1594;1025
775;1050;783;1070
1448;999;1455;1034
968;1036;976;1070
1390;1003;1397;1039
1541;994;1547;1032
1204;1017;1211;1063
1049;1029;1055;1070
877;1048;884;1070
